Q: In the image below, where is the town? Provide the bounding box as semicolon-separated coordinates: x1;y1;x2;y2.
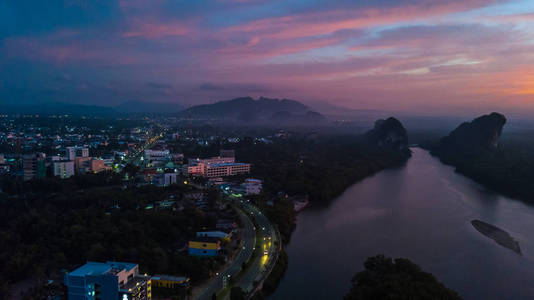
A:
0;114;304;300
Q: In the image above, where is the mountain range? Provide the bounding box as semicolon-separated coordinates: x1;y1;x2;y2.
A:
178;96;326;125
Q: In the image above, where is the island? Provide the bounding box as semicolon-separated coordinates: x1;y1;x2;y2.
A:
471;220;521;255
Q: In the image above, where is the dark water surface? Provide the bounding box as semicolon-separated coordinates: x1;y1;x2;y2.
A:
271;148;534;299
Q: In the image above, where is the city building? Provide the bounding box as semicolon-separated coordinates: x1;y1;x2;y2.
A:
184;163;205;177
76;157;112;174
144;150;170;161
77;147;90;158
75;156;91;173
196;231;231;240
64;261;151;300
66;147;77;161
188;156;235;166
67;146;89;161
244;178;262;195
205;163;250;178
184;155;250;178
23;153;46;181
54;161;75;179
188;237;221;256
151;275;190;289
87;158;112;173
153;172;178;187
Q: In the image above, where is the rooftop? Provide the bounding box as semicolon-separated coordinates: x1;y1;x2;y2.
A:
68;261;137;277
151;274;190;282
209;162;249;167
190;237;220;243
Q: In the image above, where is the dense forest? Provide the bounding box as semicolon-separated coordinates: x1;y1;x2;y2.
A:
344;255;461;300
0;180;227;298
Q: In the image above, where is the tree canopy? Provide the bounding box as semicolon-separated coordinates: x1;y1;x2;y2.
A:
345;255;461;300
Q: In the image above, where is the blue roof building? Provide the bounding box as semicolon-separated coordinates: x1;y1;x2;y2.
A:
64;261;151;300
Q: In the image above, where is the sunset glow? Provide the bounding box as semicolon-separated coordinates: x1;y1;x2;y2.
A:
2;0;534;115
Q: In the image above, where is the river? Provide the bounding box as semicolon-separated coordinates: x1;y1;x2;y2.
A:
271;148;534;299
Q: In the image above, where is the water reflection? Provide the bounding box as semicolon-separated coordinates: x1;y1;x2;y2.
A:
271;148;534;300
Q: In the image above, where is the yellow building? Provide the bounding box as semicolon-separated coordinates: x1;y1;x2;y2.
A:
189;237;221;256
151;275;190;289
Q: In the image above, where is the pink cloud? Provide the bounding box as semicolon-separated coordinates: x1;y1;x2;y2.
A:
225;1;500;41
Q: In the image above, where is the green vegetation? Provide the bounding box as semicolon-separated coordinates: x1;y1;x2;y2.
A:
0;171;122;194
237;135;410;204
230;286;246;300
345;255;461;300
262;197;295;244
431;139;534;202
261;249;288;296
0;184;227;297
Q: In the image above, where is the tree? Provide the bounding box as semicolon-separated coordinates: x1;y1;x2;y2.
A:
345;255;461;300
230;287;246;300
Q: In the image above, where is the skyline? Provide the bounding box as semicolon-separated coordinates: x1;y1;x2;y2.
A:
1;0;534;116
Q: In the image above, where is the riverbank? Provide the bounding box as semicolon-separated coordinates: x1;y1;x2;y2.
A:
270;148;534;299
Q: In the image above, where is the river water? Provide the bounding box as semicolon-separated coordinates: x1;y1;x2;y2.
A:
271;148;534;300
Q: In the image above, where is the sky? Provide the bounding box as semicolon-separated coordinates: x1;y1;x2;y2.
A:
1;0;534;116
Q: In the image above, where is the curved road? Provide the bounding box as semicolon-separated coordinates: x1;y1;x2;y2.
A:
195;205;256;300
236;202;278;293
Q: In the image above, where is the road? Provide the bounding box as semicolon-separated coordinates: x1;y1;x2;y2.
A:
194;205;256;300
116;131;163;173
235;202;278;294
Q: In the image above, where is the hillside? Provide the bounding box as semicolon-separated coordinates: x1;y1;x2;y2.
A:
179;96;326;125
427;112;534;203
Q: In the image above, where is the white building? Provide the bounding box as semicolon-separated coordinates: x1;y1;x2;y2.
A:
66;147;76;161
244;178;262;195
153;172;179;187
145;149;170;161
164;172;178;186
54;161;75;179
76;147;89;158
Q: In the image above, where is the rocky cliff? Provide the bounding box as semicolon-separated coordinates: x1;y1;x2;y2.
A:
365;117;410;155
431;112;506;159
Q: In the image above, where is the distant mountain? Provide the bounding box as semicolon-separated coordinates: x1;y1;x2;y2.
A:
0;102;117;116
115;101;184;114
179;96;326;125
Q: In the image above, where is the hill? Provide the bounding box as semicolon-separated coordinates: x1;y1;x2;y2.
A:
426;112;534;203
179;96;326;125
431;112;506;159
